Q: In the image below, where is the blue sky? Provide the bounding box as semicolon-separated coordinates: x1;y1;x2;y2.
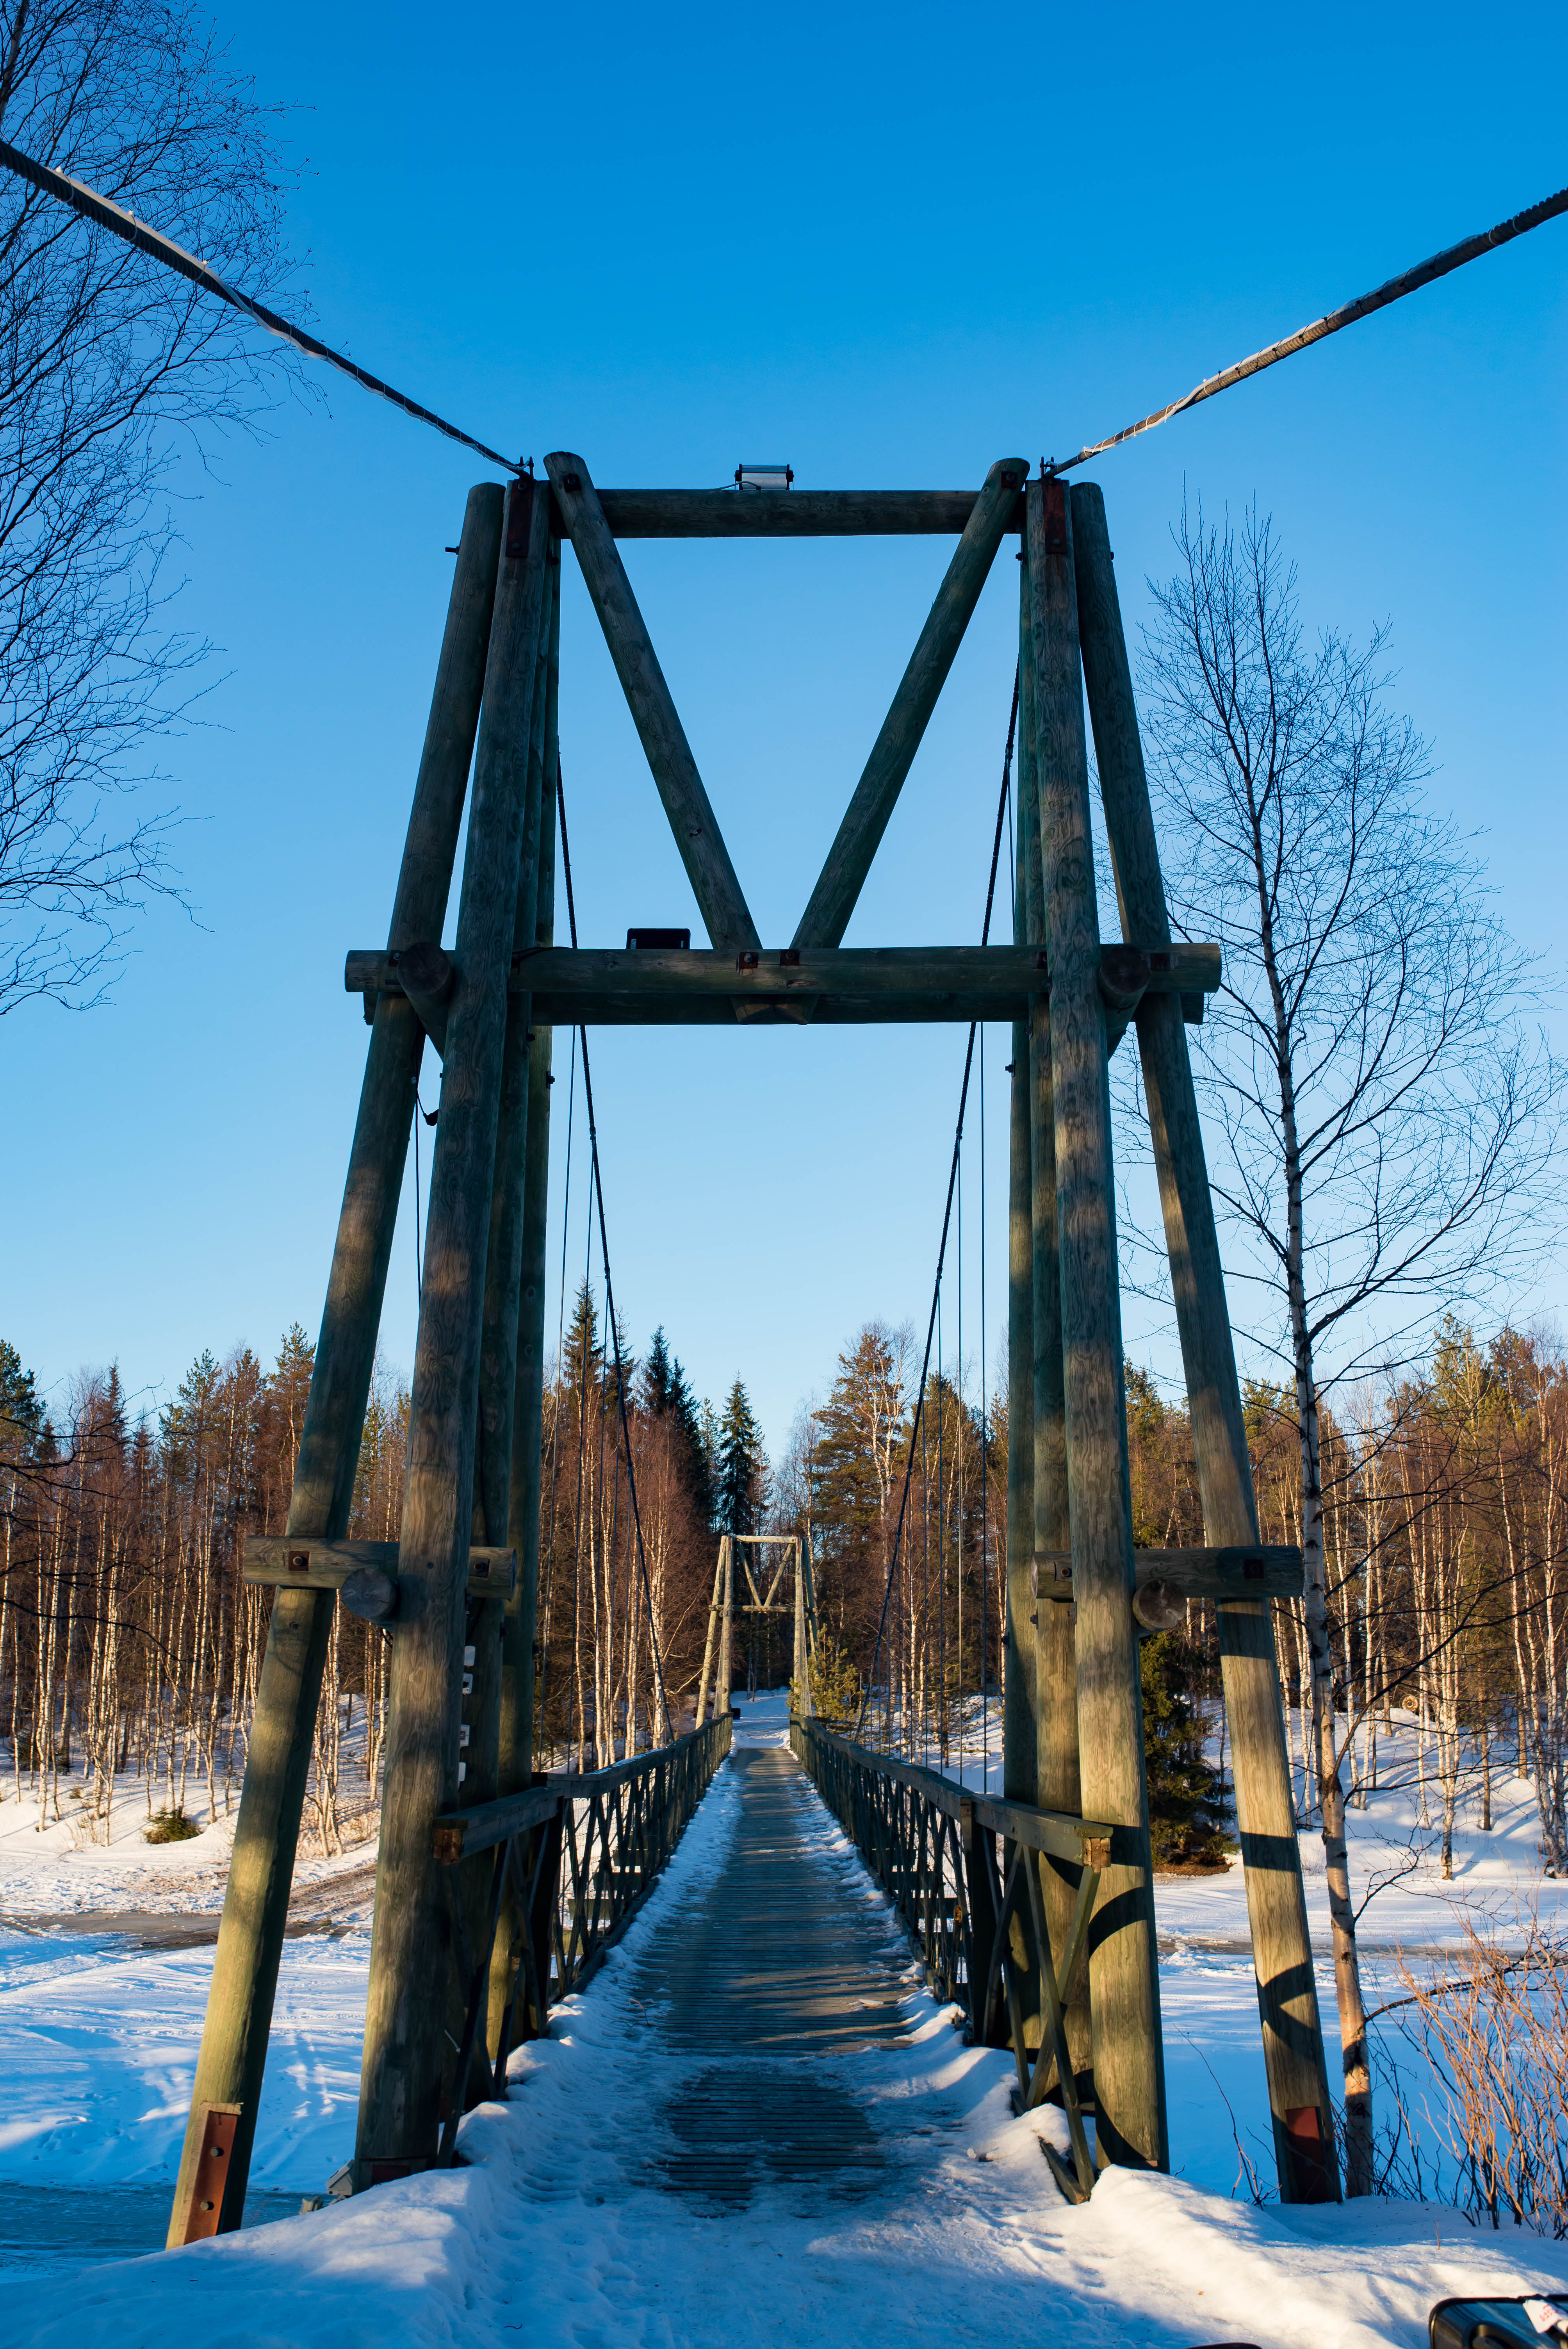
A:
5;0;1565;1458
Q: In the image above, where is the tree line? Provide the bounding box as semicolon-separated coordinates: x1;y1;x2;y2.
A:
4;1305;1564;1863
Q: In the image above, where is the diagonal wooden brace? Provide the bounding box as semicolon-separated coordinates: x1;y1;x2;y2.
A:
793;455;1029;948
544;451;759;954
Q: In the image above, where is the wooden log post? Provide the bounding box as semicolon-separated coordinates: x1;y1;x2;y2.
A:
1018;555;1094;2104
693;1545;725;1727
1002;689;1045;2064
792;1537;812;1712
716;1536;734;1709
1069;480;1339;2201
354;478;552;2183
166;484;505;2247
467;559;554;1780
1026;475;1167;2174
793;457;1030;949
453;556;553;2094
543;451;759;954
486;553;562;2063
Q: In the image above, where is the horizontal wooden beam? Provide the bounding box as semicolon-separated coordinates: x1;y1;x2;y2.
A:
346;942;1221;1030
432;1780;560;1862
241;1536;515;1602
1038;1543;1303;1601
588;489;1018;539
433;1716;720;1861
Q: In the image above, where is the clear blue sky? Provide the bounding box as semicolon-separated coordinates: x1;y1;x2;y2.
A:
6;0;1565;1459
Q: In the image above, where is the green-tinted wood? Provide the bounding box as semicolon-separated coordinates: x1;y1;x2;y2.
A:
1039;1545;1304;1603
1004;1043;1036;1806
487;558;561;2062
504;547;561;1786
1069;479;1338;2201
1003;761;1044;2059
1018;555;1094;2103
544;451;758;954
1026;476;1166;2176
591;488;1018;538
355;479;552;2179
457;562;554;2095
241;1540;514;1597
167;483;505;2247
348;939;1219;1027
793;458;1030;949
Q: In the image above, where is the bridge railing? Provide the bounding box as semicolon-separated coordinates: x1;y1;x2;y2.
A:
428;1711;733;2157
791;1714;1126;2202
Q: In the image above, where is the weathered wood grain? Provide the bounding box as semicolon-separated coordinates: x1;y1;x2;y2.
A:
545;451;758;954
590;488;1018;538
793;457;1030;948
355;477;551;2180
1070;479;1338;2201
241;1538;515;1599
347;941;1221;1026
1019;557;1091;2096
1037;1545;1304;1600
488;560;562;2059
167;482;505;2247
1028;476;1167;2176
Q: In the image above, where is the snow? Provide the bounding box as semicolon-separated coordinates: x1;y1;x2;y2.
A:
2;1695;1566;2341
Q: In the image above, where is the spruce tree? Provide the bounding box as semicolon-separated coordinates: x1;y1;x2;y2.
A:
640;1326;716;1526
0;1338;41;1461
716;1378;766;1535
1140;1632;1234;1868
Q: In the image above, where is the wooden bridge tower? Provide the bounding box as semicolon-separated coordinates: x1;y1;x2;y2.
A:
167;456;1336;2241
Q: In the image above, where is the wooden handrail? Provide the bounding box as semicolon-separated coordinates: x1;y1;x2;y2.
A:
795;1716;1128;1866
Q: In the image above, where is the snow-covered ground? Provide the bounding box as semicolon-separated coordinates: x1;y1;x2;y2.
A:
9;1690;1568;2347
1;1695;1565;2330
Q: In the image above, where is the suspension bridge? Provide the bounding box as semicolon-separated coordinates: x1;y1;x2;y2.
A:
150;451;1346;2255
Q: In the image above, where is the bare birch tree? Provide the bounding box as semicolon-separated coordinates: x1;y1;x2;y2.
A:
1139;502;1562;2193
0;0;299;1016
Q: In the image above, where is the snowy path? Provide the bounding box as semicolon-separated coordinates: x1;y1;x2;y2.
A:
12;1708;1568;2346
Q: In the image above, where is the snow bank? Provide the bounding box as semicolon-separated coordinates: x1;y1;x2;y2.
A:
9;1700;1568;2348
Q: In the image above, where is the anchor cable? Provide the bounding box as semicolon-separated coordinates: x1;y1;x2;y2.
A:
556;756;674;1748
855;668;1018;1747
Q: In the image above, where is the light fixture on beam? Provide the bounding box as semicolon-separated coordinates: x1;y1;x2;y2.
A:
734;462;793;492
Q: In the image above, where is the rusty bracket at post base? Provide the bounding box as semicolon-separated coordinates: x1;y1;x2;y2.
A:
169;2102;241;2244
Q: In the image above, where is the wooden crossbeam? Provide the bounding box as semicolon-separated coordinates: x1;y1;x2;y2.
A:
590;488;1017;538
1038;1542;1304;1602
346;942;1220;1029
242;1536;516;1602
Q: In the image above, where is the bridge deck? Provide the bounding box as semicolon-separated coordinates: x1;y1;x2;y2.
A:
624;1740;928;2205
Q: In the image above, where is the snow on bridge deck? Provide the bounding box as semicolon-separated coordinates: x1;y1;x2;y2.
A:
11;1697;1568;2347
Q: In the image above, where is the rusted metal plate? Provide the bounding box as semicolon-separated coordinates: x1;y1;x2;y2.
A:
175;2101;241;2242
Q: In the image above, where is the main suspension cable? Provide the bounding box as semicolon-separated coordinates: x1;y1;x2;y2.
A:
1046;180;1568;475
4;133;1559;493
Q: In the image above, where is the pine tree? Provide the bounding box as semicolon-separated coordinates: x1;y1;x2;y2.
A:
0;1338;41;1461
717;1378;767;1535
1140;1632;1234;1868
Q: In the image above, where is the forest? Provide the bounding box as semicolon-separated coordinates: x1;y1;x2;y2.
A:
1;1302;1565;1879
